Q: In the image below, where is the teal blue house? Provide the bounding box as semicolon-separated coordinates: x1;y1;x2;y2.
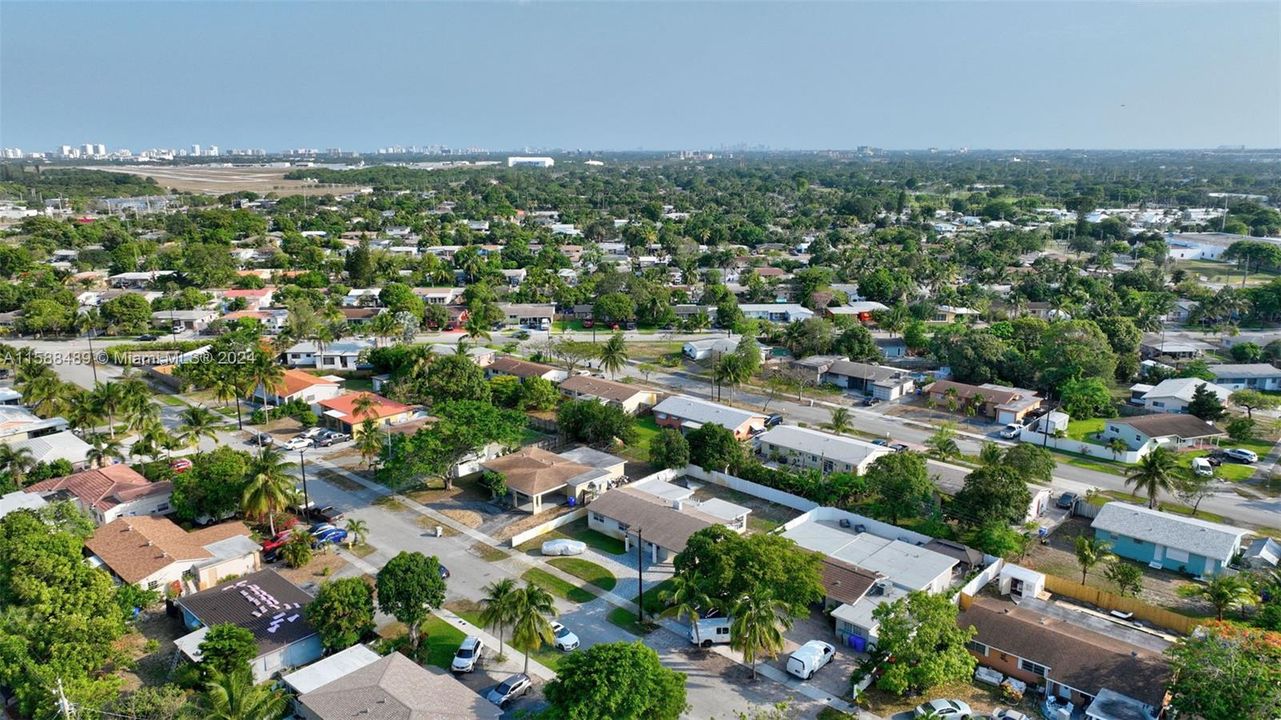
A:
1091;503;1248;578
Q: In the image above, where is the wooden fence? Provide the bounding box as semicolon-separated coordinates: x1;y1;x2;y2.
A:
1043;573;1199;635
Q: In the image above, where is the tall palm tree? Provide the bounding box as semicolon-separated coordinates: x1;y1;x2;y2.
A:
242;448;295;535
183;667;287;720
659;571;713;647
75;308;104;385
479;578;520;662
1124;446;1180;508
1073;535;1112;585
0;445;36;485
130;420;170;463
367;312;400;348
86;433;126;469
598;333;629;379
247;352;284;427
90;381;126;438
64;389;104;433
211;365;248;430
730;591;794;680
352;393;378;422
1178;574;1257;620
343;518;368;547
1106;437;1128;461
179;405;222;450
356;418;382;469
510;582;556;674
824;407;852;436
18;369;68;418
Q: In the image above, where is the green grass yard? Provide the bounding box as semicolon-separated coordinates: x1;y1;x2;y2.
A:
522;568;597;604
622;415;662;463
606;606;653;635
547;558;617;592
1066;417;1105;442
420;615;468;670
515;518;626;556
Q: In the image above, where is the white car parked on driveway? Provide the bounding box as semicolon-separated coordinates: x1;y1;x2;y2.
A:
541;538;587;556
551;621;579;651
786;640;835;679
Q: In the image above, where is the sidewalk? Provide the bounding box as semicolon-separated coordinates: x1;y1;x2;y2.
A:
433;608;558;681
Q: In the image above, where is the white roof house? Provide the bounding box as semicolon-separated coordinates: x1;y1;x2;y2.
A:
1137;378;1230;414
739;303;815;323
781;520;957;593
11;430;93;469
281;644;381;695
1208;363;1281;391
0;489;47;519
756;425;890;475
652;396;766;436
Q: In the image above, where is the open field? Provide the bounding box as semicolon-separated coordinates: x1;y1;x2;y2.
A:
84;165;361;196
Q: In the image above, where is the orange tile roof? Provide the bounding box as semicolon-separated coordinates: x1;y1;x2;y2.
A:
86;517;252;584
26;464;169;512
271;368;341;397
317;392;411;422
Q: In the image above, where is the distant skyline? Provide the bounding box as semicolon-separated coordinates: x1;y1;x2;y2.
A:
2;1;1279;152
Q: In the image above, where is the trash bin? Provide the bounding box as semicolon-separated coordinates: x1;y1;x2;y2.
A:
435;525;443;538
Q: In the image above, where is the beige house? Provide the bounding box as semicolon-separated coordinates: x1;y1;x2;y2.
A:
86;517;259;594
559;375;660;415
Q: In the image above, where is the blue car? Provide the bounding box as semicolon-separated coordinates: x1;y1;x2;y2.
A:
311;527;349;548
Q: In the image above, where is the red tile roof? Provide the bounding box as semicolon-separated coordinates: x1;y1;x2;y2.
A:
26;464;169;512
317;392;411;422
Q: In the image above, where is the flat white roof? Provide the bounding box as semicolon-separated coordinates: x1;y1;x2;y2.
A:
631;479;694;503
758;425;889;468
695;497;751;521
782;519;957;591
281;644;381;695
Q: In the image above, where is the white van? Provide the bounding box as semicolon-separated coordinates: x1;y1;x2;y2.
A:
690;617;732;647
786;640;836;679
1191;457;1214;477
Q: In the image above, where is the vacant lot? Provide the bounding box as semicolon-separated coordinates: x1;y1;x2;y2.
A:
688;481;803;534
90;165;360;196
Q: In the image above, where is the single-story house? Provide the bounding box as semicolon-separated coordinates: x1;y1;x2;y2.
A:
219;287;275;310
588;485;747;564
652;395;767;441
822;361;916;401
1091;502;1248;577
152;309;220;333
959;595;1169;717
281;644;381;697
24;464;172;525
259;369;344;406
294;651;501;720
559;375;660;415
787;355;844;384
0;489;47;520
875;337;908;359
1243;536;1281;569
339;307;384;326
756;425;889;475
10;430;93;469
1207;363;1281;391
499;303;555;328
683;337;750;361
317;392;415;436
739;303;814;324
109;270;174;288
174;569;323;682
825;301;889;323
1098;414;1224;452
427;344;496;367
485;356;568;383
932;305;980;323
284;340;376;371
1133;378;1230;414
1140;339;1211;360
413;287;465;305
86;517;259;594
925;380;1043;424
482;446;623;514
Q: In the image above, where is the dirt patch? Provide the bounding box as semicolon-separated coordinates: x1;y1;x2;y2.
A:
859;680;1036;717
1023;517;1204;615
116;608;187;690
689;481;802;533
415;515;460;537
470;542;510;562
373;496;410;513
94;165;361;196
441;509;484;528
275;552;349;588
314;469;366;493
492;504;577;542
404;474;490;506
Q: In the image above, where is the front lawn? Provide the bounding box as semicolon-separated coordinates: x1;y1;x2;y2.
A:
515;518;626;556
420;615;468;670
606;606;652;635
522;568;596;604
548;558;617;592
636;578;675;616
1066;417;1105;442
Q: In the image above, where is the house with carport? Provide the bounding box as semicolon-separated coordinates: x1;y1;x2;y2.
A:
822;361;916;401
1091;502;1248;577
755;425;889;475
587;480;750;564
482;445;626;514
1098;414;1224;452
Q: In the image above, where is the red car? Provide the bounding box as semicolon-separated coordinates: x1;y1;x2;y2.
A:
170;458;193;473
260;528;298;553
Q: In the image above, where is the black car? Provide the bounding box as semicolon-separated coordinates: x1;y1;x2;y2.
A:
439;564;451;579
137;333;157;341
307;506;345;524
1056;491;1079;509
862;396;881;406
765;414;784;428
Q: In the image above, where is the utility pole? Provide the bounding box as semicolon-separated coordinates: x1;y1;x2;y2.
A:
56;678;74;719
636;527;645;624
298;448;311;515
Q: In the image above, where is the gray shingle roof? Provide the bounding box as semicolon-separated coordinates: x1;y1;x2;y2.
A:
1091;502;1248;561
652;395;764;430
298;652;500;720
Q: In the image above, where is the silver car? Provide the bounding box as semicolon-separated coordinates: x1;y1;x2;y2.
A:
486;673;531;707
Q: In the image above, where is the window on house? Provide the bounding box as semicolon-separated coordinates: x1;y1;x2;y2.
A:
591;513;604;523
965;640;988;657
1019;659;1048;676
617;522;630;532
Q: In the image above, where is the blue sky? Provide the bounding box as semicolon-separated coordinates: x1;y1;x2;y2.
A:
2;1;1278;151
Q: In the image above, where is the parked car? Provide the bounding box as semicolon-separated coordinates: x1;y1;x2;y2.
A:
451;636;485;672
311;527;348;548
1191;457;1215;477
550;621;579;651
871;438;891;447
486;673;531;707
137;333;158;341
786;640;835;680
889;443;910;453
542;538;587;556
439;563;451;579
582;318;594;328
283;436;311;451
313;430;351;447
307;505;345;524
1224;448;1259;464
914;699;973;719
300;427;326;440
862;396;882;406
999;423;1022;439
1055;491;1079;510
992;710;1030;720
261;529;296;554
764;414;784;428
248;432;274;447
169;458;193;473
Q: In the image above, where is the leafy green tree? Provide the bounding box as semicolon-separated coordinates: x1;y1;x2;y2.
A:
1074;535;1112;585
1104;561;1144;597
184;666;288;720
306;578;375;652
685;422;743;471
518;376;560;411
1187;383;1227;421
544;641;687;720
171;447;250;522
672;528;823;618
1034;319;1117;391
659;571;712;644
376;551;446;647
967;520;1030;559
197;624;258;676
731;592;793;680
925;423;960;459
950;464;1032;527
1230;388;1279;419
1058;377;1117;419
864;451;935;524
240;449;294;535
557;400;638;448
1124;446;1181;508
872;591;976;696
824;407;852;436
1227;416;1256;442
100;292;154;333
594;292;636;323
422;353;491;404
378;400;526;490
832;323;883;363
1000;443;1056;485
1166;623;1281;720
649;428;691;469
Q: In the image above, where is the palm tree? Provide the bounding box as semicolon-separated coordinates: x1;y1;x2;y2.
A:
356;418;382;469
479;578;520;662
926;423;960;459
1124;446;1180;508
510;582;556;674
0;445;36;485
352;393;378;422
179;405;222;450
1106;437;1128;461
90;381;126;438
1073;535;1112;584
86;433;126;469
978;441;1004;466
367;312;400;347
19;369;68;418
659;571;713;647
211;366;249;430
247;352;284;427
343;518;368;547
598;333;629;379
824;407;852;436
130;421;170;463
463;315;491;343
1178;574;1257;620
730;591;793;680
75;308;104;385
241;448;295;535
183;667;287;720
